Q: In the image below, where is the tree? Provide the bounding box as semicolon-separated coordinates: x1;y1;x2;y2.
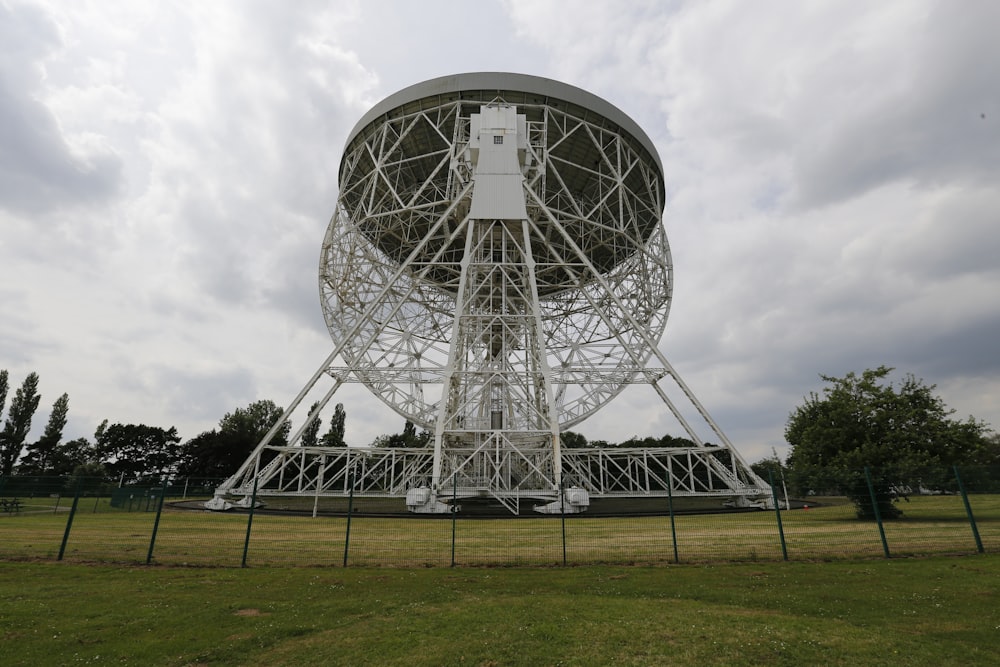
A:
0;370;8;430
0;372;41;475
47;425;105;480
53;437;99;477
375;420;431;448
176;429;245;480
96;423;181;484
403;419;416;440
785;366;990;519
218;399;289;447
300;402;323;448
176;399;290;478
968;432;1000;467
321;403;346;447
561;431;588;449
750;451;788;486
659;434;698;448
18;393;70;475
66;461;108;494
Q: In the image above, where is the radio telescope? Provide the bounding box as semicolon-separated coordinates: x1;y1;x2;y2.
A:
211;73;769;514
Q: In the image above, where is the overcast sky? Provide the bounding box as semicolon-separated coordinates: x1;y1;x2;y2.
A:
2;0;998;465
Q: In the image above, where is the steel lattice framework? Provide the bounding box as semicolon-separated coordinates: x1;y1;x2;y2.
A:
211;73;769;514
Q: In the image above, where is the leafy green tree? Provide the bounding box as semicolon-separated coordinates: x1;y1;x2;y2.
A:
750;452;787;485
402;419;416;441
659;434;698;447
0;372;41;475
176;430;241;479
620;435;657;448
94;419;108;442
407;420;431;447
321;403;346;447
218;399;289;447
54;423;108;485
376;420;431;447
561;431;588;449
615;434;699;448
17;393;70;475
176;399;290;478
96;423;181;484
66;461;108;494
300;402;323;448
0;370;8;429
52;437;98;476
785;366;990;519
969;432;1000;467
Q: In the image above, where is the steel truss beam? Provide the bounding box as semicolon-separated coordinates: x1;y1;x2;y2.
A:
220;444;764;506
211;76;770;514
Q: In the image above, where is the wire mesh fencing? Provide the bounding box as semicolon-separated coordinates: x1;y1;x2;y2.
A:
1;466;997;567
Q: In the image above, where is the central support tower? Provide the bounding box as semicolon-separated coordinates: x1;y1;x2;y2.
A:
427;104;563;512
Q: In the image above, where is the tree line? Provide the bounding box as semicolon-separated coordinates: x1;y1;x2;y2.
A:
0;367;430;485
3;366;997;516
0;368;358;484
1;370;61;477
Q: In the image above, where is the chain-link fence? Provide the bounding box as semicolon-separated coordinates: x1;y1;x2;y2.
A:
1;466;996;567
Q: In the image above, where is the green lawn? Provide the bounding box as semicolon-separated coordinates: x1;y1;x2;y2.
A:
0;494;997;566
1;557;998;666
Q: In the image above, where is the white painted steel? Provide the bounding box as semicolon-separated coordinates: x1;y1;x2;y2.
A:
211;73;769;514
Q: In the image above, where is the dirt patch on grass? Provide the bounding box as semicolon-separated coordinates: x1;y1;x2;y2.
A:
234;608;268;617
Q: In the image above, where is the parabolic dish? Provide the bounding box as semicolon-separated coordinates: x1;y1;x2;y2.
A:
320;72;672;430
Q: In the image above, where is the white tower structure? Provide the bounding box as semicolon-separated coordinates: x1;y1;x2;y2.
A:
211;73;770;514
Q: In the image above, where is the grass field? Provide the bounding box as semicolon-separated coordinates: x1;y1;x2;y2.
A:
1;556;998;666
2;495;999;664
1;494;997;567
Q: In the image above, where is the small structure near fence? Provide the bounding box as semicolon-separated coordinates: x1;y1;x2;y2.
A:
1;498;21;514
110;487;163;512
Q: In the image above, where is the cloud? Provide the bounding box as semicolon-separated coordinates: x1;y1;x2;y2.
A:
502;0;1000;459
793;3;1000;208
0;2;122;215
1;0;997;468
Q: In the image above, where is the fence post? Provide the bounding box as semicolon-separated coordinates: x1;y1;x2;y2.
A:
769;470;788;561
954;466;984;554
864;467;890;558
450;473;457;567
146;478;169;565
666;476;679;564
58;478;83;561
342;471;355;568
240;477;259;568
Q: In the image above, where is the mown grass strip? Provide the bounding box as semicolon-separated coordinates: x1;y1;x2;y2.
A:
1;495;997;567
1;557;998;666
